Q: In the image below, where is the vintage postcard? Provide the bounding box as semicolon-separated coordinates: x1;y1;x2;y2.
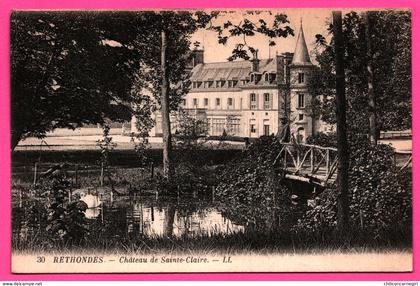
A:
10;8;412;273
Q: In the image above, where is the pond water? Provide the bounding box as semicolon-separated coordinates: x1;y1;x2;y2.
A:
80;194;245;238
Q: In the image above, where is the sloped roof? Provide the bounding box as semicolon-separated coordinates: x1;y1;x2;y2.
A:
190;59;276;82
291;23;313;66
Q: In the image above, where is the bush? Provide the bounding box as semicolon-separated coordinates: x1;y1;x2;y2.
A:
306;132;337;147
215;136;306;232
295;140;412;241
38;175;89;246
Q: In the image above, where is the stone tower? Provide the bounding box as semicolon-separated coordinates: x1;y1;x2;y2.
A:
289;21;315;143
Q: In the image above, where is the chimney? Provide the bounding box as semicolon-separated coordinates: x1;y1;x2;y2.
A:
276;53;285;84
192;45;204;67
251;49;260;72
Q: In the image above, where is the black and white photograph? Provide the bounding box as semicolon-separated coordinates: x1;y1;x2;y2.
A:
10;8;412;273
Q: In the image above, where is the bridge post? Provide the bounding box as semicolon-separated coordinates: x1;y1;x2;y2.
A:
310;147;314;173
284;149;287;169
325;149;330;176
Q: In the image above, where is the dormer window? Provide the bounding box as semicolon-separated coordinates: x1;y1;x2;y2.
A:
270;73;276;82
265;73;269;81
252;73;261;84
216;80;226;88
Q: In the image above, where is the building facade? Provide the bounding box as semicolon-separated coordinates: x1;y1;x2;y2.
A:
135;23;330;143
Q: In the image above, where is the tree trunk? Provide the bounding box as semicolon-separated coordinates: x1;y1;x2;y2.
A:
163;205;176;237
11;128;23;151
160;30;174;181
333;11;350;235
364;11;377;145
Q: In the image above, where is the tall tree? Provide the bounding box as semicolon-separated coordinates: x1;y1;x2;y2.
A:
363;11;377;145
309;10;411;138
332;11;350;234
10;11;142;150
160;30;173;180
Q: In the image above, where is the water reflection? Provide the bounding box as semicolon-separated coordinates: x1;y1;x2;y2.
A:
80;193;102;219
88;195;244;238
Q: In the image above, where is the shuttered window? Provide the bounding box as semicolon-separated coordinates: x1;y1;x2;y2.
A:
263;93;270;110
250;93;257;110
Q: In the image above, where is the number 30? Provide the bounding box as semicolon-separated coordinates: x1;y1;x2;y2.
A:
36;256;45;263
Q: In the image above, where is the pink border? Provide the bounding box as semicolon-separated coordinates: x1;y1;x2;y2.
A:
0;0;418;281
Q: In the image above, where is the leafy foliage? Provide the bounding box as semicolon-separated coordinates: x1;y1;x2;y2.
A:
38;176;89;245
215;136;305;232
207;11;294;61
306;132;337;147
11;11;141;150
96;125;117;168
309;10;411;137
295;140;412;239
170;112;215;191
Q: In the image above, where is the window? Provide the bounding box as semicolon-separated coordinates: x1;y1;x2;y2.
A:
270;73;276;82
196;81;202;88
263;93;270;110
264;125;270;136
299;114;304;121
213;118;225;135
206;81;213;88
216;98;221;107
298;93;305;108
265;73;269;81
298;72;305;83
227;117;240;135
250;124;256;133
204;98;209;106
250;93;257;110
228;98;233;107
228;80;237;88
297;127;305;143
193;98;198;106
181;99;186;106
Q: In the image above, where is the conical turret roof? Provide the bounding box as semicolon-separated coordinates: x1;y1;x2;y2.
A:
291;21;312;66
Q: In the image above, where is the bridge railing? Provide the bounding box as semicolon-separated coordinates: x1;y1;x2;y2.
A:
274;143;338;185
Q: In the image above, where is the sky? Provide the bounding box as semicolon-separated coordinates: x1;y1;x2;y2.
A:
189;9;334;64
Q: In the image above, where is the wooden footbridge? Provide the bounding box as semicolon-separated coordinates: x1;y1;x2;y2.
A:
273;142;412;187
273;143;339;187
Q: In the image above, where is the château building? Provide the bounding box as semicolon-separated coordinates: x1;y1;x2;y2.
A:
135;23;332;143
